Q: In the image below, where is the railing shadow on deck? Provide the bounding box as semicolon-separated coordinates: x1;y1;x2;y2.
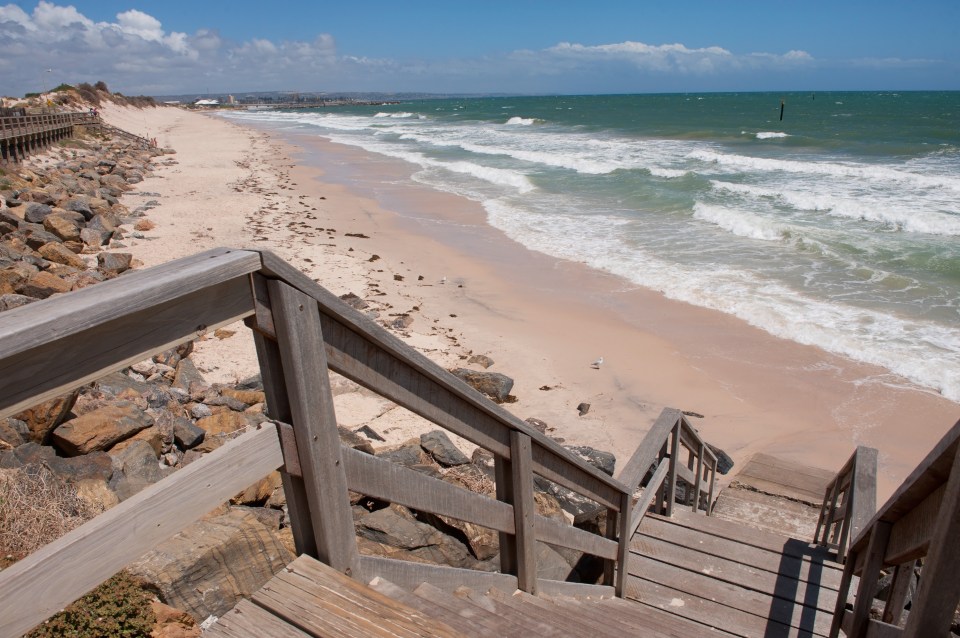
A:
0;247;719;636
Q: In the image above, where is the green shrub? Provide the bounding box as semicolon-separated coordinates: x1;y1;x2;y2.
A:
26;571;156;638
52;83;75;93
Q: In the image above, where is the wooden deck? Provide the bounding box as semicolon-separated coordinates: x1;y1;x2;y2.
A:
628;509;843;637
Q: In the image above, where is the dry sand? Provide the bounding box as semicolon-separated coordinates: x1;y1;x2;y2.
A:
98;102;959;501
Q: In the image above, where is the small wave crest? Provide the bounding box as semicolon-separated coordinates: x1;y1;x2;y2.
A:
693;202;785;241
374;112;416;118
505;116;540;126
756;131;791;139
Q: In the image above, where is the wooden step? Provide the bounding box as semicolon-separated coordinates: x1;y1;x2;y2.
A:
733;453;834;504
627;576;830;638
411;582;531;635
369;578;499;638
250;556;462;637
713;485;824;539
453;585;570;636
206;599;311;638
484;587;634;638
597;597;741;638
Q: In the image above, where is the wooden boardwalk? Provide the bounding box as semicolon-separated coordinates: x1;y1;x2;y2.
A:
0;111;98;163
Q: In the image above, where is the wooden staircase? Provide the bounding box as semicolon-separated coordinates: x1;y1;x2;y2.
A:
207;554;727;638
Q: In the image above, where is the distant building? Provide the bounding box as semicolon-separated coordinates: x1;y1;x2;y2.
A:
227;95;236;104
194;99;219;107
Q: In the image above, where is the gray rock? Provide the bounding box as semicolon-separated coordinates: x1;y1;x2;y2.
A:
79;227;112;247
377;443;424;468
22;203;52;223
0;294;36;311
0;418;31;448
451;368;514;403
577;402;591;416
64;198;94;221
565;445;616;476
420;430;470;467
338;426;375;455
707;443;735;475
190;403;213;419
173;417;206;449
108;439;167;501
97;251;132;273
467;354;495;369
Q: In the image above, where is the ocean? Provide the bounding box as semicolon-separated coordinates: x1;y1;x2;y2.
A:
224;92;960;402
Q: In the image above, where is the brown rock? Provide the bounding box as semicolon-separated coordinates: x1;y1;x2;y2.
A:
13;390;80;443
42;214;81;242
109;425;164;457
38;241;87;269
195;411;259;437
220;387;266;406
51;401;154;456
0;268;28;296
19;269;71;298
74;478;120;512
232;470;283;505
127;508;293;621
149;601;201;638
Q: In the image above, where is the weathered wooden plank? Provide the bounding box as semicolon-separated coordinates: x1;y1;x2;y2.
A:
597;597;741;638
253;332;316;558
881;560;916;625
610;495;629;598
484;588;623;638
614;409;679;491
360;555;518;593
281;556;463;638
494;454;516;576
654;509;841;565
257;250;625;507
510;430;538;593
535;579;615;598
629;461;670;538
882;483;944;567
630;536;839;611
866;619;904;638
666;424;680;516
412;582;525;635
0;425;283;638
0;249;259;418
254;573;413;637
901;445;960;638
630;554;833;634
343;444;515;534
849;521;893;638
206;599;311;638
627;575;819;637
455;586;566;636
268;279;360;578
849;447;879;546
534;513;618;559
638;514;843;586
371;577;501;638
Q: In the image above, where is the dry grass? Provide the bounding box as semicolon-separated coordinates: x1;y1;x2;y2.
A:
442;464;496;498
0;466;101;561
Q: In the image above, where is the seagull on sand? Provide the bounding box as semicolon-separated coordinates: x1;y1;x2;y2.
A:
590;357;603;369
440;276;447;284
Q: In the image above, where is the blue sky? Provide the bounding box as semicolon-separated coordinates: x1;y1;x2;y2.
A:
2;1;958;97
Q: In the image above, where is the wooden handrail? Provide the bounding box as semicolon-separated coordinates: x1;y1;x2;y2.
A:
615;408;718;519
2;247;686;633
814;445;877;563
829;418;960;638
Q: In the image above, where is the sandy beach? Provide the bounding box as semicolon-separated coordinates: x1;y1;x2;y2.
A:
100;102;959;500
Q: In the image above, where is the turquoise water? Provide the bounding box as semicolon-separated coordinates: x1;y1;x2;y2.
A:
224;92;960;401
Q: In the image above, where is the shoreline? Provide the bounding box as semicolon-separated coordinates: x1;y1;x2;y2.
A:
106;104;958;500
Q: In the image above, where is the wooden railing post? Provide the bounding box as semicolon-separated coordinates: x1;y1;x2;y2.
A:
615;491;632;597
494;454;517;576
252;329;317;558
509;430;538;594
665;421;680;517
267;279;361;579
847;521;892;638
902;444;960;638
